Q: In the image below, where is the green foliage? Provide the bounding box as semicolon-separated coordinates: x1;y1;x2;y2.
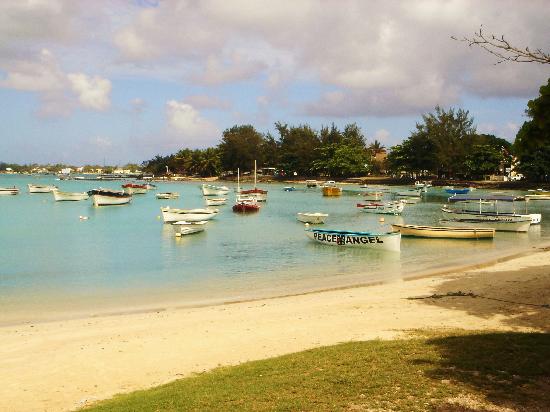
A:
514;78;550;181
276;122;321;176
218;125;265;172
464;144;506;178
142;148;221;177
312;143;371;177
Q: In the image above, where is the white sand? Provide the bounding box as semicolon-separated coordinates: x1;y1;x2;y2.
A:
1;249;549;412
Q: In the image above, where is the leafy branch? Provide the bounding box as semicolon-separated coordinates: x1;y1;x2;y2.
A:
452;26;550;65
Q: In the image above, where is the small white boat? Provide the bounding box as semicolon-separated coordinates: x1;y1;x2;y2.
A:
173;220;208;236
0;186;19;195
305;228;401;252
296;212;328;224
399;197;421;204
161;207;218;223
88;189;132;206
392;224;495;239
526;213;542;224
440;218;531;233
28;184;58;193
305;180;318;188
205;197;227;206
122;183;148;195
201;184;230;196
363;191;384;201
525;193;550;201
52;190;89;201
395;188;422;197
156;192;179;199
357;201;404;215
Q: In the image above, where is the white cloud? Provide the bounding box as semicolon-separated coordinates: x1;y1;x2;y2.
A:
185;95;231;110
90;136;113;149
68;73;111;111
374;129;391;142
166;100;219;147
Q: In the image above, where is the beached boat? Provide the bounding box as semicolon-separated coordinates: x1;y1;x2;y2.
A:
357;201;404;215
52;189;89;201
161;207;218;223
440;218;531;233
156;192;179;199
363;191;384;201
201;184;230;196
88;189;132;206
173;220;208;236
296;212;328;224
205;198;227;206
391;224;495;239
122;183;148;194
305;180;318;188
305;228;401;252
28;184;58;193
0;186;19;195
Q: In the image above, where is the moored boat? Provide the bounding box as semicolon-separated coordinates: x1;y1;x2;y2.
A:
283;186;296;191
205;197;227;206
88;189;132;206
439;218;531;232
156;192;180;199
321;182;342;196
173;220;208;236
296;212;328;224
445;187;471;195
305;228;401;252
395;188;422;197
363;191;384;201
391;224;495;239
28;184;58;193
357;201;404;215
305;180;318;188
201;184;230;196
122;183;148;194
525;193;550;201
0;186;19;195
233;196;260;213
52;189;89;201
161;207;218;223
239;160;268;201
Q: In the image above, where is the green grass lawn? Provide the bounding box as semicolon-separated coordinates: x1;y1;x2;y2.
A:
84;331;550;411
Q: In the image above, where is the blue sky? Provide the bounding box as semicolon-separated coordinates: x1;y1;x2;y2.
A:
0;0;548;165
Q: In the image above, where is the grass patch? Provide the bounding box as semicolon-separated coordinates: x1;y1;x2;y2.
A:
84;331;550;411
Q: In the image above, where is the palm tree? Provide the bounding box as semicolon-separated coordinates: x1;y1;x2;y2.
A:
369;140;386;154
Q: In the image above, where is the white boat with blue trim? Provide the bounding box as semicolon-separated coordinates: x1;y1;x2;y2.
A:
305;228;401;251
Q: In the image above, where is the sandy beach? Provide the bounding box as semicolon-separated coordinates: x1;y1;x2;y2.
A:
1;248;549;412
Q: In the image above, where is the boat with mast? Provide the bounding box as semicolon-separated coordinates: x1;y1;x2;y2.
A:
239;160;268;201
233;168;260;213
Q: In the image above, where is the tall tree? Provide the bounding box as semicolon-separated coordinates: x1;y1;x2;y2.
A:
276;122;321;176
218;125;265;172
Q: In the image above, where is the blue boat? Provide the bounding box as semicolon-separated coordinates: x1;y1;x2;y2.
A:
445;188;470;195
283;186;296;191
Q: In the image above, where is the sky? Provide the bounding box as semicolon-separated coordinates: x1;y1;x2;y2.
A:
0;0;549;165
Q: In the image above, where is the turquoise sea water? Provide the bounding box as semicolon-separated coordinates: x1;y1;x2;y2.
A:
1;175;549;325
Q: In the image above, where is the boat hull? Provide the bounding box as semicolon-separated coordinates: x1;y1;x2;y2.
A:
395;189;422;197
53;191;89;201
123;187;147;195
206;198;227;206
305;229;401;251
360;202;404;215
322;187;342;196
526;194;550;201
392;224;494;239
440;218;531;232
161;208;217;223
201;184;230;196
296;213;328;224
442;207;533;224
0;187;19;195
28;184;57;193
92;194;132;206
363;192;383;201
156;192;179;199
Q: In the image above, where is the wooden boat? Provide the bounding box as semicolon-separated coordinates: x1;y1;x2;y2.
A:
305;228;401;252
439;218;531;232
296;212;328;224
205;198;227;206
391;224;495;239
28;184;58;193
305;180;318;188
88;189;132;206
161;207;218;223
357;201;404;215
122;183;148;194
173;220;208;236
52;189;89;201
201;184;230;196
156;192;179;199
363;191;383;201
322;186;342;196
0;186;19;195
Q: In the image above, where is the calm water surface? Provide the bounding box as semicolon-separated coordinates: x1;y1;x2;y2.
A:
1;175;549;324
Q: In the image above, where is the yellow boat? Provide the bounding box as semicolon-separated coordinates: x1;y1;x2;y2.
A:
322;186;342;196
391;224;495;239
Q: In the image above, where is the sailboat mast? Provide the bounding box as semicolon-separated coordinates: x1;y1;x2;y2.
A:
254;160;257;189
237;168;240;193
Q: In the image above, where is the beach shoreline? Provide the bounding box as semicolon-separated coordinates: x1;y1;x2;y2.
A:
1;247;549;411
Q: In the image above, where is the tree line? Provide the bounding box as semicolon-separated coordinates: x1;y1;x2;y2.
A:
143;77;550;182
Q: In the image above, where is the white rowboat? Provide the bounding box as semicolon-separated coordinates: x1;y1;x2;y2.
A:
359;201;404;215
156;192;179;199
201;184;230;196
0;186;19;195
53;190;89;201
439;218;531;232
173;220;208;236
161;207;218;223
296;212;328;224
392;224;495;239
305;228;401;252
88;189;132;206
28;184;57;193
205;198;227;206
